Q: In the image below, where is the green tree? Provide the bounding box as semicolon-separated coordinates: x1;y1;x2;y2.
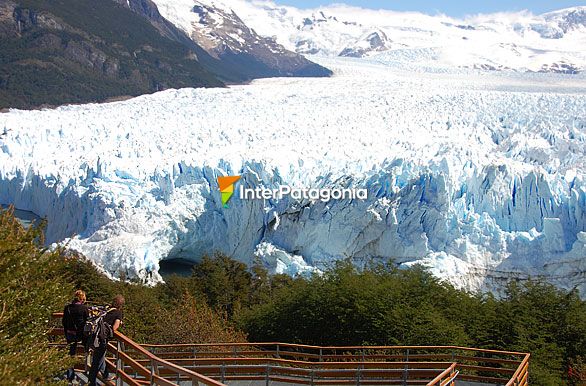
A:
500;280;585;385
0;208;73;384
240;259;471;346
192;253;252;316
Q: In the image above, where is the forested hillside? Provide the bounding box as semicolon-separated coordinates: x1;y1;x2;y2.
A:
0;0;222;109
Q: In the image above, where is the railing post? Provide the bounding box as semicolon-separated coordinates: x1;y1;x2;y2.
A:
319;348;323;362
150;359;157;386
276;344;280;358
265;364;271;386
310;368;315;386
356;367;361;386
221;362;226;383
116;340;125;386
402;363;408;386
404;347;410;386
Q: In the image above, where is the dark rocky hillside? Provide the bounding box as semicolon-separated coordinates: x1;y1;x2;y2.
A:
0;0;331;109
0;0;223;109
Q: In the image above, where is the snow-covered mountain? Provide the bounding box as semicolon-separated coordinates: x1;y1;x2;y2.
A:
1;56;585;295
149;0;331;79
129;0;586;74
184;1;586;73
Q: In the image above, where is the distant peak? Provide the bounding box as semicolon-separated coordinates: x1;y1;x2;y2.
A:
542;6;586;17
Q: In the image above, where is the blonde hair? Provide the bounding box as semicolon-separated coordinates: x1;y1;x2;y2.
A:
73;289;86;303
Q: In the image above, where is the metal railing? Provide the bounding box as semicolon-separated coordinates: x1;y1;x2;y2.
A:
50;313;224;386
142;342;529;385
130;356;457;385
505;353;530;386
427;363;458;386
50;313;528;386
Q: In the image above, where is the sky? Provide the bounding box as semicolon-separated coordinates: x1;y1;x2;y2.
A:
274;0;586;17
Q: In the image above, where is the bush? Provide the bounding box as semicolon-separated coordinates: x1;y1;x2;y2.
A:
151;293;246;344
239;260;469;346
0;208;73;384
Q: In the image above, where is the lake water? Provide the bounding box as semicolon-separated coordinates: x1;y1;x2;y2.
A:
158;258;197;278
0;205;41;228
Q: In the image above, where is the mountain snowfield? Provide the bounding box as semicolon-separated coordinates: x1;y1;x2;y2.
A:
1;52;585;294
152;0;586;73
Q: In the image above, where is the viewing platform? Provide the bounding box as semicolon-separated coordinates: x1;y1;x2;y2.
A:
50;313;529;386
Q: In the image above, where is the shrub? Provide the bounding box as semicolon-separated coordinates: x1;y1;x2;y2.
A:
0;207;73;384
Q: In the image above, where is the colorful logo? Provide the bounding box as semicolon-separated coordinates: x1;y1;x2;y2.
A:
217;176;241;208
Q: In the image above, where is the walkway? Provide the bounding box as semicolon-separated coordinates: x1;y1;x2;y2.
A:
50;313;529;386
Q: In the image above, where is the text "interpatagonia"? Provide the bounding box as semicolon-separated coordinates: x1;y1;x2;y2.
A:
239;185;368;202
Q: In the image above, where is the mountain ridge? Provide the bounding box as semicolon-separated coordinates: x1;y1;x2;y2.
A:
0;0;224;109
0;0;331;110
208;1;586;73
150;0;332;79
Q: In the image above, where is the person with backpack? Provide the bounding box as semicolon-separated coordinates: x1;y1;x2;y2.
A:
87;295;125;386
61;289;89;382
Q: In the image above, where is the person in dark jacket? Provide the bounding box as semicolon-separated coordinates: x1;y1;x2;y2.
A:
88;294;124;386
62;289;89;381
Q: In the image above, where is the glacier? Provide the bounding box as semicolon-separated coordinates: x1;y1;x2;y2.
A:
0;56;585;295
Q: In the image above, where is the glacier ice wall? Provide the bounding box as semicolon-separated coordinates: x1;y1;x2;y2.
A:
0;57;585;294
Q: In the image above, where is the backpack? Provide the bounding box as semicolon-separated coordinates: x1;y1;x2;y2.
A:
83;305;114;350
62;305;76;331
62;303;87;340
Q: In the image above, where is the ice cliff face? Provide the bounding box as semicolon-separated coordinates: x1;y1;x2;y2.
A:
1;56;585;295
